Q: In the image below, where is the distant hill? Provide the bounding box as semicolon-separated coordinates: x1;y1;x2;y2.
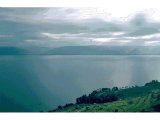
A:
46;46;160;55
49;80;160;112
0;46;27;55
1;45;160;55
0;46;51;55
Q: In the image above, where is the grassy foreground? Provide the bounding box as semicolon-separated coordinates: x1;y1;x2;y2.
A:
49;80;160;112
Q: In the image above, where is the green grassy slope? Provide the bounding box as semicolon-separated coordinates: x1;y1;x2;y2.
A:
49;80;160;112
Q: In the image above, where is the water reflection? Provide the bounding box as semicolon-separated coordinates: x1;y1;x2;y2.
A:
0;55;160;111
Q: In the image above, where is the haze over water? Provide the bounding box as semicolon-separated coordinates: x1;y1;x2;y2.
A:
0;55;160;111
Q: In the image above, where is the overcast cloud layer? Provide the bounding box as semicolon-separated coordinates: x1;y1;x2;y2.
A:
1;8;160;47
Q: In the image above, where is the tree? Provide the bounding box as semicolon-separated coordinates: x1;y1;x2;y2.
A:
145;80;159;86
64;103;74;108
102;88;111;92
112;87;119;91
76;94;88;104
58;105;62;109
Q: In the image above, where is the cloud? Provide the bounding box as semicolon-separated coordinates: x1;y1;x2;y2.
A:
127;14;160;36
0;8;46;23
144;41;160;46
91;38;113;44
1;8;160;47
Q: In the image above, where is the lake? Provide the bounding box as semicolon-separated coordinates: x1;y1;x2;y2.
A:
0;55;160;112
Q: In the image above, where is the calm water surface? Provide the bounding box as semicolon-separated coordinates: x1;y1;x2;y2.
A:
0;55;160;112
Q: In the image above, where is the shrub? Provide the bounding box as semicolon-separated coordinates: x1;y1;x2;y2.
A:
64;103;74;108
145;80;159;86
58;105;62;109
112;87;119;91
114;109;118;112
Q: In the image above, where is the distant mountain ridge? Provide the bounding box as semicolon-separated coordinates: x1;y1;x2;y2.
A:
47;46;160;55
0;46;27;55
0;46;50;55
1;46;160;55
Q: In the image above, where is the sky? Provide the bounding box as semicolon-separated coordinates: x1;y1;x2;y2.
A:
1;7;160;47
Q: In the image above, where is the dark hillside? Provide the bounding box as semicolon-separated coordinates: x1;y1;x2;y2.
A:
49;80;160;112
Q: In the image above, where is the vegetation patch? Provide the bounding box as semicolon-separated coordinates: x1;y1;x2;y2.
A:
49;80;160;112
